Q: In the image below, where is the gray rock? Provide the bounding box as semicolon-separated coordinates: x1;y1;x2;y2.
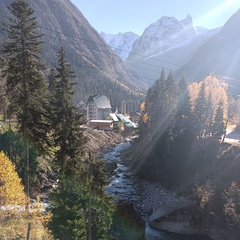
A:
104;161;117;173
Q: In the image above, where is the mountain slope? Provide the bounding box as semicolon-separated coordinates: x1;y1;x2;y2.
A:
0;0;147;106
175;8;240;83
100;32;139;61
125;15;219;86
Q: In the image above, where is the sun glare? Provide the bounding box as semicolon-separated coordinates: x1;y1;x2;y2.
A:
195;0;240;28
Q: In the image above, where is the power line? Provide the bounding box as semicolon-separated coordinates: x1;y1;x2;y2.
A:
37;24;181;68
0;12;183;84
3;12;238;87
36;28;175;83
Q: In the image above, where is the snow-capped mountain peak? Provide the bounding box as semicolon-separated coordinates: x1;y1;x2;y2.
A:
132;14;198;58
100;31;139;60
180;14;193;25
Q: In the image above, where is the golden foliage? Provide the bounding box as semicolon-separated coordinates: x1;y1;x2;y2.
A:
223;181;240;222
0;212;53;240
188;75;228;117
0;151;26;205
195;180;215;208
140;101;145;113
142;112;149;124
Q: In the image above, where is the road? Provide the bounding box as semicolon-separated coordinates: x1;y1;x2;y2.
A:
224;125;240;144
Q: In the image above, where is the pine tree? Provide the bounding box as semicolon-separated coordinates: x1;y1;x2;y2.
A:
0;129;38;189
193;82;208;139
49;46;83;173
174;82;194;144
164;70;177;148
165;70;177;106
210;103;225;141
148;68;167;131
48;176;88;240
178;74;187;94
204;94;215;138
49;157;114;240
2;0;48;200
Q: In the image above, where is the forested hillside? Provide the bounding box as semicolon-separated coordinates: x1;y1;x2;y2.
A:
0;0;147;109
0;1;137;239
126;72;240;239
1;1;240;239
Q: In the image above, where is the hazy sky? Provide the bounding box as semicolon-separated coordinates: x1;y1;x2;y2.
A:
70;0;240;35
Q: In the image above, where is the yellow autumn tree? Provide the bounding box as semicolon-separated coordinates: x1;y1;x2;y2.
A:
0;151;26;205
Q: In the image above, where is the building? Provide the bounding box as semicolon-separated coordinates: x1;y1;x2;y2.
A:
121;100;141;115
88;120;113;131
106;113;122;130
116;114;138;128
107;113;138;129
87;95;112;120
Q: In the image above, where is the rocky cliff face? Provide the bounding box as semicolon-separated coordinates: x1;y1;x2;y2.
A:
125;15;220;86
176;8;240;83
0;0;148;104
129;15;196;57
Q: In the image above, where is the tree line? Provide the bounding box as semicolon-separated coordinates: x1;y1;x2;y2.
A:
136;70;231;178
0;0;123;239
131;68;240;233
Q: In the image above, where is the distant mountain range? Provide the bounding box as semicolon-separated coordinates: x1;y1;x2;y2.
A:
100;32;139;61
101;14;222;86
101;11;240;92
1;0;239;102
0;0;148;108
176;9;240;85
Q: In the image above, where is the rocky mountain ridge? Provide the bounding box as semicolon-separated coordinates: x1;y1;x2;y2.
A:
102;9;240;87
101;14;221;86
176;8;240;84
127;14;221;86
100;31;139;61
129;14;197;58
0;0;148;106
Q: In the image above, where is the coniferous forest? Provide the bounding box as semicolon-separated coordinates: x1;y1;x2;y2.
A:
0;1;115;239
1;1;240;240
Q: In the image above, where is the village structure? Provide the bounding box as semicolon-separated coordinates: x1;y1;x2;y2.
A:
76;94;141;131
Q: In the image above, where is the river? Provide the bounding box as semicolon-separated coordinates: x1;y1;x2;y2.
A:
102;138;212;240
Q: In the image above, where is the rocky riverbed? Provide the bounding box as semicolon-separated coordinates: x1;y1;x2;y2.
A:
101;137;213;240
84;128;124;156
85;129;234;240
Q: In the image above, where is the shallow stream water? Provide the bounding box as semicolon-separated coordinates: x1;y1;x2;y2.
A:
102;139;211;240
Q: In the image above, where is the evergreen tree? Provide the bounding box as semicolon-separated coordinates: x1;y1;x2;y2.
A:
148;68;167;132
79;155;113;240
165;70;177;106
138;69;178;172
49;46;83;173
210;103;225;141
2;0;48;200
0;129;38;189
48;68;58;93
204;94;215;138
178;74;187;94
164;70;177;148
174;83;194;145
49;156;114;240
193;82;208;139
49;176;88;240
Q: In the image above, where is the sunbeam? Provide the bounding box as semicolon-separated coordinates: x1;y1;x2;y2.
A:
195;0;240;28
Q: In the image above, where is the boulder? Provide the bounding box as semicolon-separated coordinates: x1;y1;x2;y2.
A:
104;161;117;173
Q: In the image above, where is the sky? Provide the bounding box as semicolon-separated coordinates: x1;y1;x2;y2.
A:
70;0;240;35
